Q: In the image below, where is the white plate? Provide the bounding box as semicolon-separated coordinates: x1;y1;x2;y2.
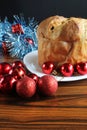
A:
23;50;87;82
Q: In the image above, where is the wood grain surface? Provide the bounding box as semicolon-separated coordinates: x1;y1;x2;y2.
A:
0;52;87;130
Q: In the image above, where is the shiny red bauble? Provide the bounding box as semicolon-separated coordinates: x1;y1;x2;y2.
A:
12;60;25;68
12;66;26;80
27;73;39;83
0;62;13;75
0;74;17;93
2;42;8;54
37;75;58;96
61;63;74;76
16;75;36;98
76;62;87;75
42;61;55;74
12;24;23;34
0;75;4;85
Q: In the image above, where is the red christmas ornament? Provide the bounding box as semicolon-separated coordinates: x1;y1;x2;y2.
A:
0;64;2;74
42;61;55;74
16;75;36;98
12;60;25;68
0;62;13;75
27;73;39;83
0;74;17;93
12;66;26;80
61;63;74;76
37;75;58;96
76;62;87;75
25;38;34;45
12;24;24;34
0;75;4;87
2;42;8;55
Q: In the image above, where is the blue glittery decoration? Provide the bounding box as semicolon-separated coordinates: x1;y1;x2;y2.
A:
0;15;38;59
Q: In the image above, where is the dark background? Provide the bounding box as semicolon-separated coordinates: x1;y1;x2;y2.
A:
0;0;87;22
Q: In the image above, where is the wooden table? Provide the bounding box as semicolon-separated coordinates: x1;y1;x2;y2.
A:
0;51;87;130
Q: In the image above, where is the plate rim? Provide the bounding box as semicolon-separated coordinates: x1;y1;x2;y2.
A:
23;50;87;82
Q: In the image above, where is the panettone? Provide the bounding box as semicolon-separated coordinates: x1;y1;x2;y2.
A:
37;15;87;67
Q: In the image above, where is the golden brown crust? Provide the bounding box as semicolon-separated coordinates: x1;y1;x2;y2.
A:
60;20;79;42
37;15;87;67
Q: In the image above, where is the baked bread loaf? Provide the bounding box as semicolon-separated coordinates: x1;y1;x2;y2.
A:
37;15;87;67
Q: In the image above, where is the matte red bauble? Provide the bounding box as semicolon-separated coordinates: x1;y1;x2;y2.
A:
76;62;87;75
37;75;58;96
0;62;13;75
0;74;17;93
12;60;25;68
42;61;55;74
12;66;26;80
27;73;39;83
61;63;74;76
16;75;36;98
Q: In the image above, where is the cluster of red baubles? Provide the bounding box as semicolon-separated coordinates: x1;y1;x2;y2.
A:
42;61;87;76
0;61;58;98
